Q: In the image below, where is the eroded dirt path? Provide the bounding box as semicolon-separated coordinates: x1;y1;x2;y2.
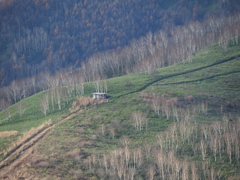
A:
0;111;80;179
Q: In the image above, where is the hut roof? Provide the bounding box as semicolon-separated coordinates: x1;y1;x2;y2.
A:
92;92;107;94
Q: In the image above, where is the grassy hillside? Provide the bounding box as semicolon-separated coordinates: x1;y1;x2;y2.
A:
0;42;240;179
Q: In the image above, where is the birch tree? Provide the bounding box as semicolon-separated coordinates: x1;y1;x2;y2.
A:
39;93;49;116
16;101;27;117
131;111;148;131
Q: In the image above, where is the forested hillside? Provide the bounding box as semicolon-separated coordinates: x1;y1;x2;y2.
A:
1;1;240;179
0;0;240;86
0;39;240;179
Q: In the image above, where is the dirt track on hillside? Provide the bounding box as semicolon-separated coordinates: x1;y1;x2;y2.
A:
0;111;78;179
0;98;107;179
0;55;239;179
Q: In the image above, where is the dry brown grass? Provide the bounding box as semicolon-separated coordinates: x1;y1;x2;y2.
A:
70;97;94;112
0;131;18;138
66;148;81;158
78;141;95;147
80;121;91;127
1;150;54;180
0;147;35;179
2;166;48;180
72;169;82;177
36;161;51;168
0;121;54;179
69;97;108;113
77;127;85;134
3;120;52;156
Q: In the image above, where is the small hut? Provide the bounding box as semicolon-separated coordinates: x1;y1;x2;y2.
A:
92;92;107;100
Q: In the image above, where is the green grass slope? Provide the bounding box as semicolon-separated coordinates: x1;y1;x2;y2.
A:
1;42;240;179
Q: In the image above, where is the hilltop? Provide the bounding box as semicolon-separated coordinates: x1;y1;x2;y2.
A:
0;39;240;179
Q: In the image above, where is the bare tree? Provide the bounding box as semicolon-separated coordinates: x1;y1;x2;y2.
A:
65;74;75;97
93;75;101;92
155;150;166;180
75;74;85;95
109;126;115;139
201;124;210;141
202;161;210;180
124;146;131;168
55;87;63;110
102;154;109;174
210;166;216;180
199;139;207;161
147;166;155;180
191;162;199;180
224;132;234;164
98;124;106;136
29;76;37;94
37;71;51;91
129;167;136;180
162;100;171;120
131;111;148;131
142;57;154;75
0;98;11;111
39;93;49;116
182;160;189;180
144;144;152;160
18;78;30;99
150;97;161;116
200;101;208;115
210;135;219;162
7;80;21;103
102;75;108;93
3;87;12;103
156;134;165;151
16;101;27;117
93;74;107;93
49;88;55;110
120;135;131;147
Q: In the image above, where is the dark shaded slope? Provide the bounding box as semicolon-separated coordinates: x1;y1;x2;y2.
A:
0;0;240;85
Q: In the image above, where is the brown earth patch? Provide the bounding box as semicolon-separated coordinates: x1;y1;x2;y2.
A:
0;131;18;138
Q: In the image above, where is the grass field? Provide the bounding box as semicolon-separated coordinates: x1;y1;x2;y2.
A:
1;42;240;179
